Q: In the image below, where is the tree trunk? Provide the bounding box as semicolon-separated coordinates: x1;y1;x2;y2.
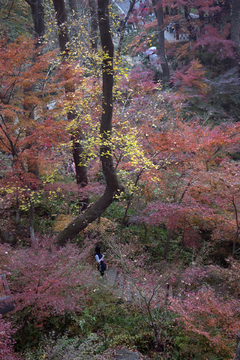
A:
24;0;44;179
68;0;79;38
164;181;191;260
232;196;239;258
231;0;240;68
164;229;173;260
25;0;44;44
184;5;189;20
0;226;5;243
72;132;89;211
152;0;170;83
55;0;124;247
235;331;240;360
120;169;143;242
29;201;35;242
88;0;98;50
198;8;205;35
52;0;89;211
52;0;71;56
231;0;240;48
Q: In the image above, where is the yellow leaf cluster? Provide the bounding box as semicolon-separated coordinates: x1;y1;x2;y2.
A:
54;214;75;232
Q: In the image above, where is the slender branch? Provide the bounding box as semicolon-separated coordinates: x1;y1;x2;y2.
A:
120;168;144;242
164;181;191;260
116;0;138;60
232;196;239;258
0;122;18;156
2;0;15;20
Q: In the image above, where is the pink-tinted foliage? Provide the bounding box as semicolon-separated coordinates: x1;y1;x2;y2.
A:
117;66;157;95
171;60;209;98
191;0;221;14
177;265;209;287
8;236;95;323
142;199;214;248
183;227;202;249
0;315;20;360
139;120;240;248
127;7;145;29
171;288;240;358
192;25;235;60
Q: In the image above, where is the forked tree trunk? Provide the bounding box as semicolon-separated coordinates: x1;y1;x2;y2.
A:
52;0;89;211
55;0;124;247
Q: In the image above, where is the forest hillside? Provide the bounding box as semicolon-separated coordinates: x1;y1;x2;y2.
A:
0;0;240;359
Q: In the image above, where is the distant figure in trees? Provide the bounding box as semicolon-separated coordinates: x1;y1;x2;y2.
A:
72;162;76;174
139;0;148;23
117;14;125;37
127;17;134;33
95;245;106;277
139;0;146;14
67;161;76;174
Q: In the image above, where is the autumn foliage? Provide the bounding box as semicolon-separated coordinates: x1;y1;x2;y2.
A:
0;315;19;360
0;0;240;358
171;288;240;358
0;236;96;349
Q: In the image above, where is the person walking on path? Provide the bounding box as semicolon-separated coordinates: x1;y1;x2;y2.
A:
95;245;106;277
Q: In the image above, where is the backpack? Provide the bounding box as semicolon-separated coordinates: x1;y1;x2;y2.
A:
96;253;107;274
100;259;107;272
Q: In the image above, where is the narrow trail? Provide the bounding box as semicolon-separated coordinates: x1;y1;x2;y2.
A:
93;266;173;359
105;267;133;302
100;266;166;305
93;266;134;302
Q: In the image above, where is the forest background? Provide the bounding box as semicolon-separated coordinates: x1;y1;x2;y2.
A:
0;0;240;359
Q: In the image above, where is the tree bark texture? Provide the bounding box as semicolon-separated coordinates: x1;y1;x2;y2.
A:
68;0;80;39
25;0;44;43
231;0;240;48
55;0;124;247
52;0;70;55
52;0;89;210
29;201;35;242
231;0;240;68
24;0;45;178
235;331;240;360
88;0;98;50
0;226;5;243
152;0;170;82
23;84;40;178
